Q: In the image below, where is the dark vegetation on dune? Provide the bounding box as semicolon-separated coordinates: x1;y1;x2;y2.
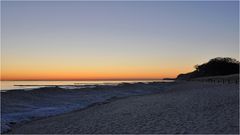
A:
177;57;239;80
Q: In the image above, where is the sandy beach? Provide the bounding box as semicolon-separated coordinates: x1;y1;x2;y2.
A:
2;1;239;134
7;82;239;134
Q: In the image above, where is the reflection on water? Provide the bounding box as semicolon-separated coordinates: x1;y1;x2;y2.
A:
0;80;173;91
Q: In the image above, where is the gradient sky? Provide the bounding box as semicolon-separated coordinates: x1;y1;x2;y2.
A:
1;1;239;80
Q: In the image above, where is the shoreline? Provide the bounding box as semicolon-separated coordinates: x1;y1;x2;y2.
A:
5;82;239;134
1;81;173;133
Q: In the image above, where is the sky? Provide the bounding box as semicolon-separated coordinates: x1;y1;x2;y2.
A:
1;1;239;80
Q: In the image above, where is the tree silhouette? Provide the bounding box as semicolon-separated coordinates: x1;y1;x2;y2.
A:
177;57;239;79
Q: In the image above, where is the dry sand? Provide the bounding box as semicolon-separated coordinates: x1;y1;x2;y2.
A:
7;82;239;134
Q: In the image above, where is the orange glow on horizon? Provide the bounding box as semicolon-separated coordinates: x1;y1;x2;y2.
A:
1;72;177;81
1;53;195;81
1;66;192;81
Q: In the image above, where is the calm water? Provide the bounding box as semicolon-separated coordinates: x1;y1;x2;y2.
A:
0;80;173;91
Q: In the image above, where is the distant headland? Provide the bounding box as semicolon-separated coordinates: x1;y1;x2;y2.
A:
176;57;239;80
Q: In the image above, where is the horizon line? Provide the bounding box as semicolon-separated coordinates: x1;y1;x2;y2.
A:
0;78;171;81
